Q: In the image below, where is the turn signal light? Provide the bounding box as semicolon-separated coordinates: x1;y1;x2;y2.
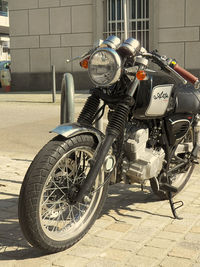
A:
80;57;90;69
136;70;147;81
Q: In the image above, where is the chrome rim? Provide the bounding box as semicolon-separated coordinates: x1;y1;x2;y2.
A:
39;146;103;241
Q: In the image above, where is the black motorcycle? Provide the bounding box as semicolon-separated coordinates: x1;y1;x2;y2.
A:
18;36;200;253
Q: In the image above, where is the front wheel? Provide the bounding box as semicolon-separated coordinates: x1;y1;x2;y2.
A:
18;134;108;253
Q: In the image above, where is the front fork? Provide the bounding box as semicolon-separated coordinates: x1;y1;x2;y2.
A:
74;94;130;203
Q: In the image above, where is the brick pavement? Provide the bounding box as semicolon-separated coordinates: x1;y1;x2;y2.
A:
0;154;200;267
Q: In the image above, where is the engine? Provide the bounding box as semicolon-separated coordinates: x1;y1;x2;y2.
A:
122;125;165;184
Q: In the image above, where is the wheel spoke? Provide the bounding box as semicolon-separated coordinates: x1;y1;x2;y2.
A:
39;145;104;241
41;195;65;219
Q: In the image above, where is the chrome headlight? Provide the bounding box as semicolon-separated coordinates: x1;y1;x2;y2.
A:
88;47;121;87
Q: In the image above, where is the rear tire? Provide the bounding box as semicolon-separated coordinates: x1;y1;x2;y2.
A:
18;134;108;253
150;128;195;200
150;164;194;200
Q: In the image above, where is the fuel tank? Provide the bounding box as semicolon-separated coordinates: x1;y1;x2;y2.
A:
133;70;177;119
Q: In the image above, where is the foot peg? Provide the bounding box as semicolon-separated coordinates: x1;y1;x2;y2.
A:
160;183;178;193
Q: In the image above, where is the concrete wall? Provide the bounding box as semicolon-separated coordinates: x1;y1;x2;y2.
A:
157;0;200;76
8;0;104;91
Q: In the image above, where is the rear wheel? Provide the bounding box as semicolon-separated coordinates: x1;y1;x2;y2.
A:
18;134;108;253
150;128;195;200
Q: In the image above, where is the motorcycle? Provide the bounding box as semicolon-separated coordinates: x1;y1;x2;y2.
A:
18;35;200;253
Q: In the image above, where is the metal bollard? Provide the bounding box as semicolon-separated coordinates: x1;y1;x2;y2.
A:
95;100;104;132
52;65;56;103
60;73;75;124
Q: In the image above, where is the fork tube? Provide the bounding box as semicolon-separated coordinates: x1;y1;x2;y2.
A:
74;103;130;203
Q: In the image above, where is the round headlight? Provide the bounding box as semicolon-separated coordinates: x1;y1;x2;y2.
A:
88;47;121;87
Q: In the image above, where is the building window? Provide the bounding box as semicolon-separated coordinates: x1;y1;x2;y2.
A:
0;0;8;17
104;0;149;50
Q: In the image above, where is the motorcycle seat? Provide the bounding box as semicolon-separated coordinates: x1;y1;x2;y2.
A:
175;83;200;114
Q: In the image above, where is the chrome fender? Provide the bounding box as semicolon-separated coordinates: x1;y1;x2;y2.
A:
51;122;117;184
51;122;104;144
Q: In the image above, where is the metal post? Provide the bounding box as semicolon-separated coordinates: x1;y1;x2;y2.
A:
123;0;128;40
60;73;75;124
52;65;56;103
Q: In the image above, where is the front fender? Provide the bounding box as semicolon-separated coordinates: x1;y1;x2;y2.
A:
51;122;104;144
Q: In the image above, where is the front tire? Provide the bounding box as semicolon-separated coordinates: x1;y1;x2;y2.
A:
18;134;108;253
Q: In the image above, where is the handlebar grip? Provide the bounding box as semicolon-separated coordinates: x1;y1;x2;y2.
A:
173;64;198;84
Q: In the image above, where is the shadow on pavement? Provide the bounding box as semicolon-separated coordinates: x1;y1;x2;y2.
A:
100;183;172;221
0;183;170;261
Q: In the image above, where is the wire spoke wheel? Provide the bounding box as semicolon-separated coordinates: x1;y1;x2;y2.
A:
40;147;102;241
18;135;108;253
150;128;195;200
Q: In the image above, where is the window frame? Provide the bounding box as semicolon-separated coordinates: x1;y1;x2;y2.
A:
103;0;158;51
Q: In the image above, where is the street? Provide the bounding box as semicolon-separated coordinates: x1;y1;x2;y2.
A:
0;93;84;158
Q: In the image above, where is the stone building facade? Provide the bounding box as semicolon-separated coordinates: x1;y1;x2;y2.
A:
8;0;200;91
0;0;9;60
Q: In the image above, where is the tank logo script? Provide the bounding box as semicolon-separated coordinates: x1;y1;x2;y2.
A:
153;91;169;100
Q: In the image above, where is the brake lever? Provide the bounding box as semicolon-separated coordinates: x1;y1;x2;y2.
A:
66;51;90;63
150;53;188;85
66;40;104;63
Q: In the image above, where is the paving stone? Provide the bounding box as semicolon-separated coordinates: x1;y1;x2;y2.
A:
0;258;16;267
67;245;102;259
86;257;121;267
106;222;133;232
52;255;89;267
100;248;132;262
125;254;158;267
123;231;151;243
111;239;139;252
137;246;166;259
159;256;191;267
184;233;200;244
146;238;175;249
95;229;124;240
190;226;200;233
164;224;189;233
13;258;51;266
79;235;113;248
93;218;113;228
168;242;200;260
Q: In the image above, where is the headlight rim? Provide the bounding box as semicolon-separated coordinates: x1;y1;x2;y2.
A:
88;47;122;87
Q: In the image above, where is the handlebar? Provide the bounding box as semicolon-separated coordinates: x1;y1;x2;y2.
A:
143;52;200;88
173;64;198;84
169;61;200;89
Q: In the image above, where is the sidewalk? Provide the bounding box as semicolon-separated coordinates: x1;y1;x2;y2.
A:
0;92;200;266
1;160;200;267
0;91;89;104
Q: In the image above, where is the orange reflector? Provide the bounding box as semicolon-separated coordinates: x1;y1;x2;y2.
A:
136;70;147;81
80;57;90;69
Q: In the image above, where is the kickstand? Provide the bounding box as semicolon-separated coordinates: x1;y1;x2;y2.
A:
168;191;184;220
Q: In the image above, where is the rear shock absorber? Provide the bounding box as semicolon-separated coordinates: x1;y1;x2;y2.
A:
77;93;100;125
